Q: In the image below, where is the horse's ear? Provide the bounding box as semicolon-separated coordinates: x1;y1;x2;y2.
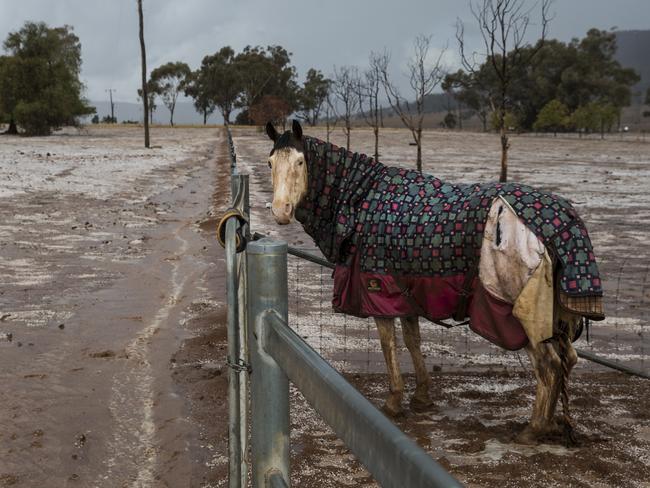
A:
292;119;303;140
266;121;278;142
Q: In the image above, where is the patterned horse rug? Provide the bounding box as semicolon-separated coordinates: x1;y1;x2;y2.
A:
295;137;604;350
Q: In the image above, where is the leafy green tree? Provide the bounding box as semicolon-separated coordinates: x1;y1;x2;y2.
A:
297;69;330;126
150;61;191;126
442;111;457;129
570;104;598;136
560;29;639;128
184;70;216;125
443;69;493;132
0;22;94;136
490;111;518;132
593;102;618;139
199;46;242;124
249;95;291;127
234;45;298;124
533;99;569;136
452;27;639;138
570;101;616;138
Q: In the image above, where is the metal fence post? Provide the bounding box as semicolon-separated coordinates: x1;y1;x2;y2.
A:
247;239;290;488
226;216;242;488
235;174;251;487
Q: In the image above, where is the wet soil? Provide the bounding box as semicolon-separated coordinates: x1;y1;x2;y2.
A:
290;370;650;487
1;126;649;487
0;127;231;487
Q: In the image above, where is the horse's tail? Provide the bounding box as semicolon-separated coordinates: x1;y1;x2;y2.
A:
558;319;578;447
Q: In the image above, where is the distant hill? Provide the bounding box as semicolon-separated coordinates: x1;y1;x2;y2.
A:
615;30;650;104
86;100;224;125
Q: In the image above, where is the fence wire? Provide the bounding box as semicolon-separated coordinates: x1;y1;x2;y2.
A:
286;248;649;377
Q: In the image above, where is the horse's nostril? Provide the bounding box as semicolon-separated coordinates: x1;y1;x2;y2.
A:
284;203;293;214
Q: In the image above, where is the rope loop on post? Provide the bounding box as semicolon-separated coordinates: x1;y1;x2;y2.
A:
216;208;249;253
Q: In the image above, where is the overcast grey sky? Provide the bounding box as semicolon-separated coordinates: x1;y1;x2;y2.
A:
1;0;648;104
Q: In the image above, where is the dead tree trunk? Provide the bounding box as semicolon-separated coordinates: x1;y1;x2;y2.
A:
377;37;445;173
416;128;423;172
373;127;379;161
500;128;509;182
138;0;150;148
457;0;551;183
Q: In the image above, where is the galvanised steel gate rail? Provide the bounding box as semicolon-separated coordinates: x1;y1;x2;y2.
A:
246;239;463;488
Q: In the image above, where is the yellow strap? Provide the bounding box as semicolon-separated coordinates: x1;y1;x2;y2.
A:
216;208;248;250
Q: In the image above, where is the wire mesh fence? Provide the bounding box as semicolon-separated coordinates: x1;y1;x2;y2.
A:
286;247;650;377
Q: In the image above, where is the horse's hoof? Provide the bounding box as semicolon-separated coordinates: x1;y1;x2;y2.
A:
515;426;540;445
381;401;404;418
409;395;434;413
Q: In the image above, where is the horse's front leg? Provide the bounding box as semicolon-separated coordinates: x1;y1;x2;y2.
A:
375;318;404;417
400;316;433;411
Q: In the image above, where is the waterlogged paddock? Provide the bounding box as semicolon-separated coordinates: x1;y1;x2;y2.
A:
0;125;648;487
231;126;650;487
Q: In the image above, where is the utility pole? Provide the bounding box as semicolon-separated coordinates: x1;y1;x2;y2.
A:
105;88;117;122
138;0;150;148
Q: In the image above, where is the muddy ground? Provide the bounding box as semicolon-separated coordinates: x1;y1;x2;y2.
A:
231;126;650;487
0;126;648;487
0;126;231;487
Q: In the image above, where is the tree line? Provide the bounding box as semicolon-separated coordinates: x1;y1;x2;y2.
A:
445;29;640;138
1;3;646;184
140;45;331;128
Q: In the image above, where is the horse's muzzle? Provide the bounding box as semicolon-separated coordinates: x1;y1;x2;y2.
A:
271;202;293;225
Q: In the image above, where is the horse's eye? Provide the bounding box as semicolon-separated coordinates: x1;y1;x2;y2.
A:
268;161;272;169
298;160;303;166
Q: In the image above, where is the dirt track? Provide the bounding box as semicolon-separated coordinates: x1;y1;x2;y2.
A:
0;126;649;487
0;127;231;486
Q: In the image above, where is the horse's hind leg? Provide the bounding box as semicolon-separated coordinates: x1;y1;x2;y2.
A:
556;325;579;444
400;316;433;411
518;341;563;444
375;318;404;417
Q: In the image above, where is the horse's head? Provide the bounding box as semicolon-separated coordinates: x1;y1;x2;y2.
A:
265;119;308;225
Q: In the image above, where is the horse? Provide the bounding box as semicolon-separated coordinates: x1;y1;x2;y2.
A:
263;120;604;444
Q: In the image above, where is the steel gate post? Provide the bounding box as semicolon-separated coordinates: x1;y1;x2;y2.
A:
237;175;250;487
226;216;242;488
247;239;290;488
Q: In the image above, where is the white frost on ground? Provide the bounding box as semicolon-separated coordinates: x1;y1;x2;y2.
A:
0;127;207;201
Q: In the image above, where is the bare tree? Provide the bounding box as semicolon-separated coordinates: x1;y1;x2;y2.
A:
324;93;339;144
356;53;383;161
137;0;149;147
332;66;359;150
457;0;552;181
377;36;446;172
